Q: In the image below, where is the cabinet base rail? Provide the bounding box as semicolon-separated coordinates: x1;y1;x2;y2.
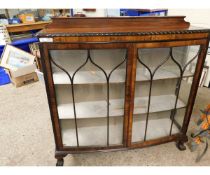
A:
54;133;188;166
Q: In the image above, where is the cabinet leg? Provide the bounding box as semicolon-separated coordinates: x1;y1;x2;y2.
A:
176;140;186;151
56;158;64;166
55;152;67;166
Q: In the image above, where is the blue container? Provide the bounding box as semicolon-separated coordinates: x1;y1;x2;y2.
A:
8;18;21;24
120;9;168;17
0;67;10;86
120;9;139;16
126;10;139;16
0;37;39;57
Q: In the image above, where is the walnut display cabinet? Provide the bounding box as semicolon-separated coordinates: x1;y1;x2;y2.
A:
37;17;210;166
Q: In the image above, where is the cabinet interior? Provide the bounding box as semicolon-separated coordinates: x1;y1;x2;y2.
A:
49;45;200;147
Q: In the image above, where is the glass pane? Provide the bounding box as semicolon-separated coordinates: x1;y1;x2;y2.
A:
172;45;200;133
132;45;200;143
50;49;127;147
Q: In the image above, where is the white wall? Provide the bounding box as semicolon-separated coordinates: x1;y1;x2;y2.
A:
168;9;210;27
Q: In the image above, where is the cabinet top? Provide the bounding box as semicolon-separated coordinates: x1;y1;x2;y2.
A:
37;16;210;37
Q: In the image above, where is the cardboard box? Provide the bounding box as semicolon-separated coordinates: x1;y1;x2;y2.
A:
1;44;35;70
6;68;38;87
0;45;38;87
18;13;35;23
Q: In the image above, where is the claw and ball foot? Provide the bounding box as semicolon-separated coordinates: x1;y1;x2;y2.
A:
55;152;67;166
176;141;186;151
56;158;64;166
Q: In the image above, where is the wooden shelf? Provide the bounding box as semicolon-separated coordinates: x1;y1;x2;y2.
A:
57;94;186;119
53;66;193;85
132;117;179;142
6;21;51;33
61;117;179;146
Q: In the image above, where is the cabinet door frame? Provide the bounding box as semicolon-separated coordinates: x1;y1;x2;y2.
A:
39;42;132;151
128;39;209;148
39;38;209;152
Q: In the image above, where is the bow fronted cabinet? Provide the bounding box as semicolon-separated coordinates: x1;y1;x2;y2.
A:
37;17;210;166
